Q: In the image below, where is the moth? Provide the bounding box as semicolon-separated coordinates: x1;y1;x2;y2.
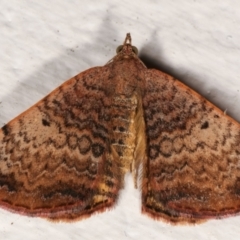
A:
0;33;240;224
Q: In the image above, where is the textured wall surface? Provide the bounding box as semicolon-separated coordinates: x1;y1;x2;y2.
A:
0;1;240;239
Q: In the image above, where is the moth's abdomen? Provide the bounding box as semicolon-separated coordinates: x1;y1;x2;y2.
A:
110;94;138;174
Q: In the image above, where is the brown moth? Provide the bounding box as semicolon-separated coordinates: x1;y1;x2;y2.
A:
0;33;240;224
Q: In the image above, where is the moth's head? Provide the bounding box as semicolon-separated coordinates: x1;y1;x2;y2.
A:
105;33;141;66
116;33;138;57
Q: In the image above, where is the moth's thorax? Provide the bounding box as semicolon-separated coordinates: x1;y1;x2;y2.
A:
108;57;146;96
